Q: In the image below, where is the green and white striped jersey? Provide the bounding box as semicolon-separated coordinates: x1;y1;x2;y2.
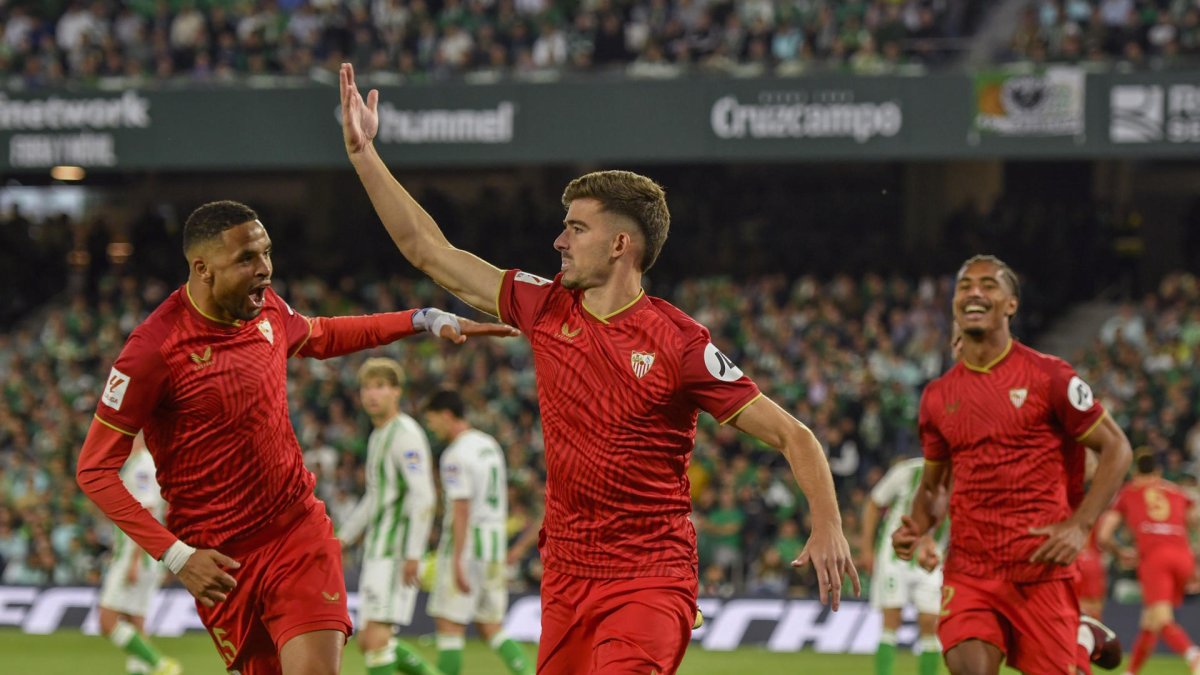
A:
112;447;164;566
339;413;436;561
870;456;949;567
438;428;507;564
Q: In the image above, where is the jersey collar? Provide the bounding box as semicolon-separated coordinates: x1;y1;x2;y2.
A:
582;289;648;325
184;283;244;329
962;337;1014;374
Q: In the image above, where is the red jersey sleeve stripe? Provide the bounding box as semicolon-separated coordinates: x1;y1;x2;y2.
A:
288;317;314;357
720;392;763;425
1075;411;1108;442
94;414;137;436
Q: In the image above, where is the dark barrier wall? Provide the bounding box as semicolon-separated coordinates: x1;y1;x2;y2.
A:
1;70;1198;171
2;586;1196;655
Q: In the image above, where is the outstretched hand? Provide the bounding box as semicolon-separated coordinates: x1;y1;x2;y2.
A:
339;63;378;155
792;524;861;611
441;317;520;343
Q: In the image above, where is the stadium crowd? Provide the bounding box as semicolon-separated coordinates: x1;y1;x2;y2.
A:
1;248;1197;596
1007;0;1200;68
0;0;989;88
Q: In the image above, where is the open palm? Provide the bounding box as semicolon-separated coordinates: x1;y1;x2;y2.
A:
339;63;378;154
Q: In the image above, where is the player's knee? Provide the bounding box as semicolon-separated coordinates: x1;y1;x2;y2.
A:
356;624;391;652
945;642;1000;675
1141;603;1172;632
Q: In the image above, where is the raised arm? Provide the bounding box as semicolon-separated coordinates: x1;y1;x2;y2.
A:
728;395;860;610
340;64;504;315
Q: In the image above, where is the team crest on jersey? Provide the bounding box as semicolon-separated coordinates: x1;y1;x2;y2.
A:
630;351;656;379
257;318;274;344
1009;388;1028;409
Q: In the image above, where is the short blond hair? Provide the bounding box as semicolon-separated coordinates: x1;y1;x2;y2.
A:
561;170;670;272
357;357;404;388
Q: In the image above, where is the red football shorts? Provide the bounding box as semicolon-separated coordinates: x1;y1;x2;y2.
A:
537;568;697;675
939;573;1080;675
197;495;351;675
1073;548;1107;604
1138;545;1196;606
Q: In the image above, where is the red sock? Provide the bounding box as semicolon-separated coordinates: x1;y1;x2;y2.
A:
1128;630;1158;674
1161;623;1196;655
1075;643;1092;673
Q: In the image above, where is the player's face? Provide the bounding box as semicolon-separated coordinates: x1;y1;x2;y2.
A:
953;261;1017;337
554;198;626;290
422;410;450;441
204;220;273;322
360;378;400;418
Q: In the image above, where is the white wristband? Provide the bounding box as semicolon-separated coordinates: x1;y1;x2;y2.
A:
163;540;197;575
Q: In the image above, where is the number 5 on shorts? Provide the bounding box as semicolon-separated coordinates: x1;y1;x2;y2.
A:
211;627;238;665
940;585;955;617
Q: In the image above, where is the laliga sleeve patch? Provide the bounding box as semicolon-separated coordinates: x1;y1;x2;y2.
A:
101;367;131;411
703;343;744;382
1067;375;1095;412
514;272;551;286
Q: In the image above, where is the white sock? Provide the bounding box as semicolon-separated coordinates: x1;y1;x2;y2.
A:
126;656;150;674
487;630;510;650
1078;623;1096;653
365;638;398;668
109;621;136;649
437;633;467;651
879;629;897;646
918;636;941;654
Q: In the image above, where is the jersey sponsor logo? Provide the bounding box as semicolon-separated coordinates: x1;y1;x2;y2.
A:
703;343;743;382
560;322;582;339
443;463;461;485
1009;388;1027;409
190;346;214;370
1067;376;1095;411
101;367;131;411
515;271;551;286
256;318;274;344
630;351;656;379
403;449;422;471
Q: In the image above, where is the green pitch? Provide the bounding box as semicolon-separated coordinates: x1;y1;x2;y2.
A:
0;629;1183;674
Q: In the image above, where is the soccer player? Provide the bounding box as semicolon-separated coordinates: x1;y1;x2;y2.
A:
892;255;1132;675
340;63;858;674
97;433;182;675
423;389;534;675
337;358;440;675
1097;450;1200;675
861;455;946;675
76;200;517;675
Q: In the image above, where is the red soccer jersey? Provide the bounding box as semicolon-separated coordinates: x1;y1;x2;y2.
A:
920;340;1106;582
94;286;317;548
88;286;418;555
497;270;761;579
1112;478;1194;556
